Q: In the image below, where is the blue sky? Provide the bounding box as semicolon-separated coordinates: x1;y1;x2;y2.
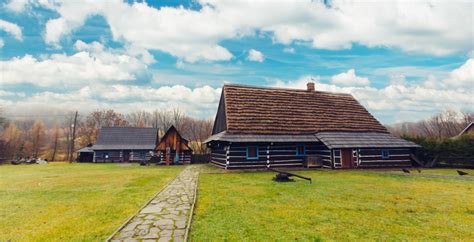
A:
0;0;472;124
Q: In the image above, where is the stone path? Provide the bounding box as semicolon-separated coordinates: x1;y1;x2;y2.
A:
109;166;200;242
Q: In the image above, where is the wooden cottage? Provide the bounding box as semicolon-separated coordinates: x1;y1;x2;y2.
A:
90;127;158;162
204;83;419;169
156;126;192;165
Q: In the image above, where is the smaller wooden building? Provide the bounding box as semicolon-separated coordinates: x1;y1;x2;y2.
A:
87;127;158;163
156;126;192;165
77;144;94;162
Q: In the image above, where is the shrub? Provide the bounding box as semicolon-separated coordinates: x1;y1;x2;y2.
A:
402;134;474;166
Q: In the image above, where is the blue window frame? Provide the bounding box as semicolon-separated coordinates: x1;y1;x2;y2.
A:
296;145;306;156
246;146;259;160
381;149;390;159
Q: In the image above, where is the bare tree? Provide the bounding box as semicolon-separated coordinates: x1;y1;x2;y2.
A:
0;108;6;129
389;109;474;138
127;111;152;127
88;109;129;127
29;120;45;158
151;109;173;138
50;125;60;161
184;117;213;154
63;111;77;161
68;111;78;161
79;117;98;145
172;108;184;130
460;110;474;127
2;122;23;159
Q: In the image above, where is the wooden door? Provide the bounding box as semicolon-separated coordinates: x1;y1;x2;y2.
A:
341;149;353;168
123;150;130;162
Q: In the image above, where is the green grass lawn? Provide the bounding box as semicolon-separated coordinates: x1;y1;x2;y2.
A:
387;168;474;176
191;168;474;241
0;162;183;241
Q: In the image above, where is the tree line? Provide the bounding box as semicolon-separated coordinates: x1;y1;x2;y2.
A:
387;110;473;138
0;108;212;161
387;110;474;167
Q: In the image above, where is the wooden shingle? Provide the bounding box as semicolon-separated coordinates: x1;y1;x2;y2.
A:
221;84;388;135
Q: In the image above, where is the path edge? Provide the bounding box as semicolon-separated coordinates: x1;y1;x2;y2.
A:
184;170;200;242
105;170;180;242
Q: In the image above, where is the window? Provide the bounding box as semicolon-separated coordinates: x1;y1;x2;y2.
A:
140;151;146;159
103;152;109;159
296;145;306;156
246;146;259;160
381;149;390;159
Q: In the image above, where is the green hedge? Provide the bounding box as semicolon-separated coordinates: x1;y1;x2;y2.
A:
402;134;474;166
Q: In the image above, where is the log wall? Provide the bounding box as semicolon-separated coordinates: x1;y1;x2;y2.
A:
93;150;154;163
357;148;412;168
209;141;330;169
159;151;192;164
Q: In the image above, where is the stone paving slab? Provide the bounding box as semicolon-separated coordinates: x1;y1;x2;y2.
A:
109;166;199;242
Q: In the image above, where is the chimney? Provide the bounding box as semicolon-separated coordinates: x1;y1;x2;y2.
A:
307;82;315;92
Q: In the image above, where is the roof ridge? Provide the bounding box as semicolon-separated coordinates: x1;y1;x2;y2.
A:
223;83;353;96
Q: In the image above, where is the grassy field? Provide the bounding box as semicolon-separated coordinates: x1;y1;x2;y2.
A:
0;162;183;241
386;168;473;176
191;168;474;241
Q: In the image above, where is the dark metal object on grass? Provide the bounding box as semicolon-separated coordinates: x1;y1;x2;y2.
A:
457;170;468;176
268;168;312;183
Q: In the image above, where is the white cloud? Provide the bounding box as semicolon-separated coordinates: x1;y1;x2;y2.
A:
273;59;474;123
283;47;295;54
0;19;22;40
0;84;222;119
0;40;152;87
389;74;406;86
331;69;370;86
443;58;473;89
15;0;471;62
5;0;29;12
247;49;265;62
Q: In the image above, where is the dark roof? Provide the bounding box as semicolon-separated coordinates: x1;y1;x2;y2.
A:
159;125;189;143
221;84;387;135
457;122;474;136
204;131;319;143
156;125;193;151
315;132;420;149
77;146;94;153
93;127;158;150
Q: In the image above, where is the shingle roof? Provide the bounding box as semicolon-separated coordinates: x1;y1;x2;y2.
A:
204;131;319;143
315;132;420;149
93;127;158;150
223;84;388;134
457;122;474;137
77;146;94;153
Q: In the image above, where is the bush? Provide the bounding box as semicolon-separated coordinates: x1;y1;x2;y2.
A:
403;134;474;167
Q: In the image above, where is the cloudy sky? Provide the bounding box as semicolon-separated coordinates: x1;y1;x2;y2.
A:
0;0;473;124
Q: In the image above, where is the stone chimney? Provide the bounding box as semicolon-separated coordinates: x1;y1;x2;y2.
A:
307;82;315;92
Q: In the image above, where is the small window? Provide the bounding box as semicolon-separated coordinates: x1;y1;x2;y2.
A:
296;145;306;156
103;152;109;159
246;146;259;160
381;149;390;159
140;152;146;159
